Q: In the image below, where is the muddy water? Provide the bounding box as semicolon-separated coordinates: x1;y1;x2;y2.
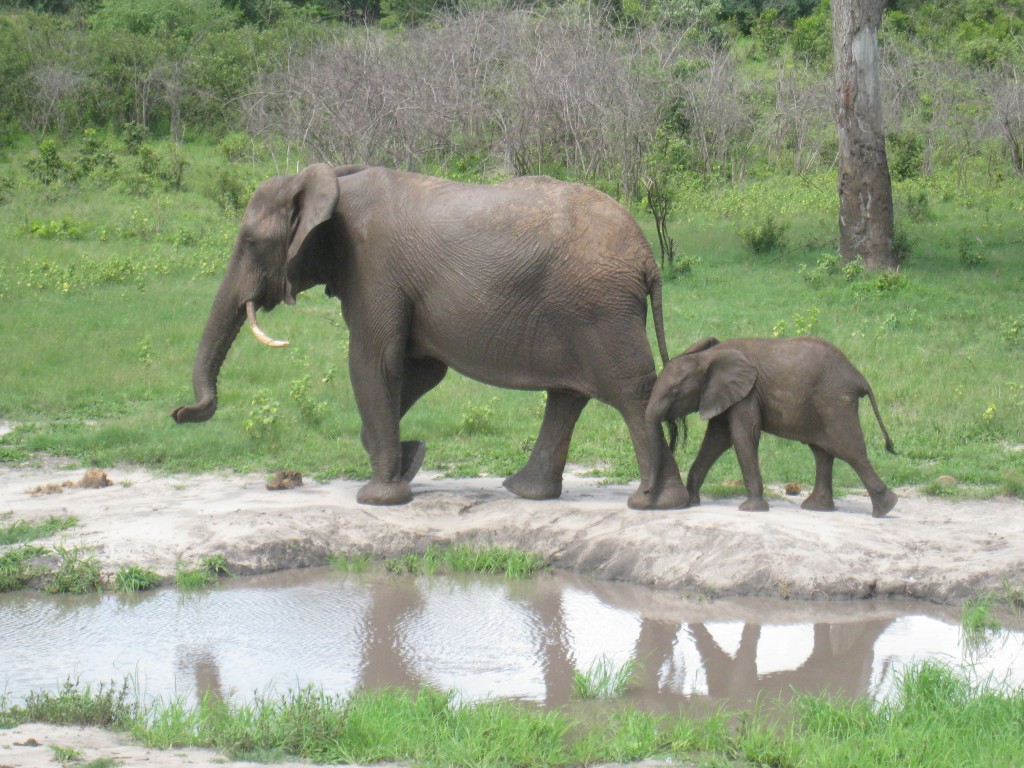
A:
2;568;1022;713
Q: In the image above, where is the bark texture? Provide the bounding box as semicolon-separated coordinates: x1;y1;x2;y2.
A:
831;0;897;269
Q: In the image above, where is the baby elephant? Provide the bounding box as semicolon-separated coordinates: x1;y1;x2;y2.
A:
645;336;898;517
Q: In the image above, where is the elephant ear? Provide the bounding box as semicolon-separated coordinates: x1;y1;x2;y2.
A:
284;163;340;295
699;349;757;420
682;337;720;356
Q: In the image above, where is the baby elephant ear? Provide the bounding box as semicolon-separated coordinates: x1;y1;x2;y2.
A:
683;337;720;355
699;349;757;420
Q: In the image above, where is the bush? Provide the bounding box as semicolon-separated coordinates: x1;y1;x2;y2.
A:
887;131;924;181
738;216;789;255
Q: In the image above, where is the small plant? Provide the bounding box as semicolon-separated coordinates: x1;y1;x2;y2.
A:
244;389;280;439
459;398;498;435
201;554;232;576
571;656;639;699
331;552;373;572
799;252;840;287
175;554;231;591
137;336;152;366
841;258;865;282
45;545;102;594
1000;316;1024;345
871;270;909;293
290;374;327;422
49;744;83;764
792;307;820;335
175;563;216;591
114;565;161;592
737;216;788;255
961;595;1001;650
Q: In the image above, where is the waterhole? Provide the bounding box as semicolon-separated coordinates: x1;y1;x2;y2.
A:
2;568;1022;712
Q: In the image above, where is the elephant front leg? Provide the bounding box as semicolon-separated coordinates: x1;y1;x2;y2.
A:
504;390;588;500
728;404;769;512
350;342;412;506
686;417;732;507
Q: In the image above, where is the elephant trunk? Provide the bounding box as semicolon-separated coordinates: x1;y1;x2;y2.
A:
171;277;246;424
644;415;669;496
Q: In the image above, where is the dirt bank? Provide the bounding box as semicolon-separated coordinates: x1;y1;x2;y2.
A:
2;463;1023;604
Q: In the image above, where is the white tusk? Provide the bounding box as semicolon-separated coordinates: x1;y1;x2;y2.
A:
246;302;289;348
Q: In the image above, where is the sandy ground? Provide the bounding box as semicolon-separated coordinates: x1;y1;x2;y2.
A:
3;460;1024;767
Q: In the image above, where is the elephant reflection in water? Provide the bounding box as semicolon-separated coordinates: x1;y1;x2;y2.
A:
687;620;894;703
176;647;226;704
173;582;895;709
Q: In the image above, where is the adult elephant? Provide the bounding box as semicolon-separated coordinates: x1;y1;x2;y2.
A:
172;163;689;509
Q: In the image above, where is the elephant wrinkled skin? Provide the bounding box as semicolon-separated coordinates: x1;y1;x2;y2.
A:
644;336;898;517
173;163;689;510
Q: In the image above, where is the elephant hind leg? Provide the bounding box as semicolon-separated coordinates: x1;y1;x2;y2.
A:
801;444;836;511
504;389;588;500
822;410;897;517
397;358;447;482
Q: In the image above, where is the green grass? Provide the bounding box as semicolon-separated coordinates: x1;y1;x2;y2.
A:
1;136;1022;498
0;514;76;545
1;662;1021;767
114;565;162;592
571;656;640;700
382;543;548;578
0;544;48;591
44;544;102;594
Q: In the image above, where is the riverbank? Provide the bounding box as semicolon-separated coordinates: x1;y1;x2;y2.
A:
2;463;1023;604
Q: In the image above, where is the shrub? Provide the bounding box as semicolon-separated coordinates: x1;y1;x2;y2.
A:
738;216;788;255
887;131;924;181
957;233;986;267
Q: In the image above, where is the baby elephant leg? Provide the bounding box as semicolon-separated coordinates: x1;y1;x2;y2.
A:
728;402;769;511
802;445;836;511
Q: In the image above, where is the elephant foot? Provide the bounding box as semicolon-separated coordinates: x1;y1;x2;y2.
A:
627;483;689;510
871;489;898;518
503;469;562;500
739;497;770;512
400;440;426;483
801;493;835;511
357;478;413;506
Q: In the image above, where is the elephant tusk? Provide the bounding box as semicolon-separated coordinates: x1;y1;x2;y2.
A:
246;301;289;348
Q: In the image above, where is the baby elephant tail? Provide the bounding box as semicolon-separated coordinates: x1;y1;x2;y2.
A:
665;417;688;453
866;387;897;455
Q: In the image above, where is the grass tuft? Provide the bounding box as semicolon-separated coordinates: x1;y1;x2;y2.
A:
114;565;162;592
571;656;640;700
44;544;102;594
0;515;77;545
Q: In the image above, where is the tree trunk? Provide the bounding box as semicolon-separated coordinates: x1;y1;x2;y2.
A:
831;0;897;269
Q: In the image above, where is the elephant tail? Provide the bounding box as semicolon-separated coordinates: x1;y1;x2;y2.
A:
866;387;897;455
666;416;688;453
646;268;671;366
